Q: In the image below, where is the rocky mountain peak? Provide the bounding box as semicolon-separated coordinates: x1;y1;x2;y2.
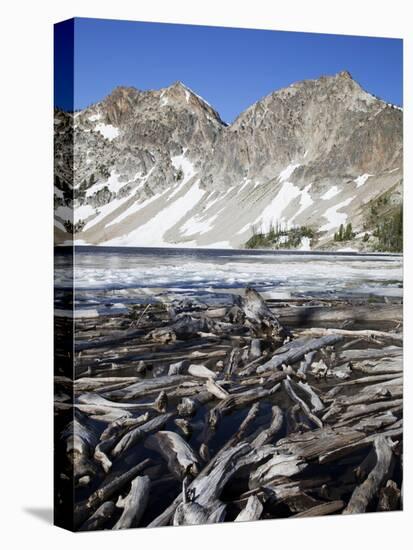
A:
55;73;402;250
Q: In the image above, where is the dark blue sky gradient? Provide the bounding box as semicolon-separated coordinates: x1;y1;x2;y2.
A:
55;18;403;122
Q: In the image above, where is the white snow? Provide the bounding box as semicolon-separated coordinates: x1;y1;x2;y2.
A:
291;183;313;221
106;189;167;227
254;181;302;232
338;247;358;252
299;236;311;251
236;222;253;235
105;180;206;246
354;173;373;188
83;194;133;231
320;197;354;231
181;83;213;109
73;204;96;224
180;213;218;236
170;151;197;197
278;163;300;183
95;123;119;141
88;113;101;122
321;186;340;200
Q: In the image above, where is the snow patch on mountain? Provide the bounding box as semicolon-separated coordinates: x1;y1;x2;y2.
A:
255;181;302;231
95;123;119;141
322;186;340;200
354;173;373;188
320;197;354;231
104;180;206;246
278;163;301;183
292;183;313;221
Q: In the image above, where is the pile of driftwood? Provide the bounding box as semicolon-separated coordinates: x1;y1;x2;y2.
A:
54;287;403;530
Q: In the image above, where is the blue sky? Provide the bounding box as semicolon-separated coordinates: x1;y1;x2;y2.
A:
55;18;403;123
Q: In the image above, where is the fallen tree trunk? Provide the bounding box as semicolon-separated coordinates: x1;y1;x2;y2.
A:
111;413;173;458
113;475;151;529
257;335;343;374
145;431;200;479
343;436;394;514
235;495;263;522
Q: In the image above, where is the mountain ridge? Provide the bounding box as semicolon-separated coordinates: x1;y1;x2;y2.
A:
54;71;403;250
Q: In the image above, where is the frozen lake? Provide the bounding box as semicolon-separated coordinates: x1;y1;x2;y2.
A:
54;247;403;317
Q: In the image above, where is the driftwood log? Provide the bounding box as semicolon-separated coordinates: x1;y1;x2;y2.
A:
55;286;403;530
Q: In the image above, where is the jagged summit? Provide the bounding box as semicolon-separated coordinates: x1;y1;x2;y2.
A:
55;72;402;250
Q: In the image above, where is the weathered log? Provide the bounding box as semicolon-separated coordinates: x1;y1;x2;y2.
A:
350;356;402;376
377;480;401;511
174;418;192;437
61;410;98;485
282;377;323;429
100;413;150;441
295;380;325;412
300;327;402;345
77;392;151;411
177;397;198;417
337;346;402;364
256;335;343;374
146;430;200;479
154;390;168;413
249;339;262;360
214;402;261;458
74;405;133;423
336;399;403;424
251;405;283;448
78;501;115;531
205;378;230;400
343;436;395;514
104;375;192;401
291;500;345;518
113;475;151;529
235;495;263;522
249;452;307;489
75;376;141;393
187;363;217;379
239;287;288;342
75;458;151;528
208;384;280;425
112;413;173;458
298;350;317;376
271;303;402;325
94;438;115;473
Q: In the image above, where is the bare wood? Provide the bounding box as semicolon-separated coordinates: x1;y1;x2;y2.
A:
75;458;151;528
235;495;263;522
251;405;283;448
292;500;345;518
112;413;173;458
145;431;200;479
113;475;151;529
377;480;401;511
343;436;394;514
257;335;343;374
299;327;402;345
282;377;323;429
78;501;115;531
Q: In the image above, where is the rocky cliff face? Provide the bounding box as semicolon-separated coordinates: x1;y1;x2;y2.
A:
54;72;402;249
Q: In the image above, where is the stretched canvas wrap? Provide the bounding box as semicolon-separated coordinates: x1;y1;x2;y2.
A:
54;18;403;531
